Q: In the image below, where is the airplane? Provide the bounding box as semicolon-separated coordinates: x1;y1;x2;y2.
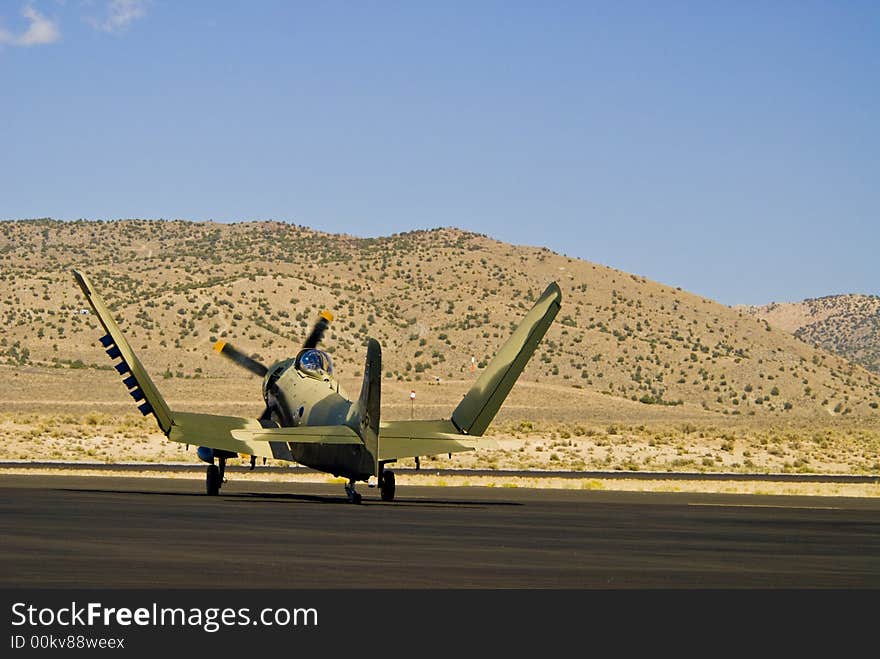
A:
72;270;562;503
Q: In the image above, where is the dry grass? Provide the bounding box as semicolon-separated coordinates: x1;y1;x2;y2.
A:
2;411;878;478
1;467;877;498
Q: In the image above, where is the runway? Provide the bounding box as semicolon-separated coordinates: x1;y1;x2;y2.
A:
1;474;879;588
3;461;877;483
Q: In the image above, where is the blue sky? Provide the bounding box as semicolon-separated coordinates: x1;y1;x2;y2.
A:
1;1;877;305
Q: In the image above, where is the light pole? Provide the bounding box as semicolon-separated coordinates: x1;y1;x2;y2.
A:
410;389;419;470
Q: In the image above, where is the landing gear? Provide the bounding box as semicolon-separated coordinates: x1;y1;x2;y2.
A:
206;456;227;496
344;479;362;505
206;464;221;496
380;469;396;502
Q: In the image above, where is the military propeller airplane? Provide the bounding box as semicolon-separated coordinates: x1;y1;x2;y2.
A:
73;270;561;503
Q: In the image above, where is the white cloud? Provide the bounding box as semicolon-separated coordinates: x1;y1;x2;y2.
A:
18;5;60;44
0;5;61;47
89;0;150;33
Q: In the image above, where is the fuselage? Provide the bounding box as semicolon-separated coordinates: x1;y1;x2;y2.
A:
261;350;373;480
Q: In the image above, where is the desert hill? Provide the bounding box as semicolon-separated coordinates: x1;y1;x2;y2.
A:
744;296;880;376
1;218;878;422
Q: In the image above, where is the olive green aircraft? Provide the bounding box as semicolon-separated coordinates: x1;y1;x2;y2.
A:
73;270;562;503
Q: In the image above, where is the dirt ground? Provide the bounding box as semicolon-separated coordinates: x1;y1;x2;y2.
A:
2;369;878;490
2;409;878;477
1;466;877;498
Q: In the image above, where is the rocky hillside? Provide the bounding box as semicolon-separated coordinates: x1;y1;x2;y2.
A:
745;296;880;376
1;219;878;419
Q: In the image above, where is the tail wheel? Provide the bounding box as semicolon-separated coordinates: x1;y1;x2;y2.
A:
380;470;396;502
206;464;221;496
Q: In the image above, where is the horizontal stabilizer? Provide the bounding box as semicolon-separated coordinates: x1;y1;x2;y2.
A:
377;420;495;461
169;413;363;457
380;419;465;440
231;425;362;445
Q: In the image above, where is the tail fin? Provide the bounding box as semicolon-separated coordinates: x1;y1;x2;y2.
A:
72;269;173;434
451;282;562;436
351;338;381;476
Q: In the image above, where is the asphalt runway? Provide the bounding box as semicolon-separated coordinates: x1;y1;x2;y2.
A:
4;461;878;483
2;474;879;588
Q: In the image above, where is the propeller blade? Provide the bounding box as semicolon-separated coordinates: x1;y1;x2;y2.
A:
213;341;268;377
303;310;333;350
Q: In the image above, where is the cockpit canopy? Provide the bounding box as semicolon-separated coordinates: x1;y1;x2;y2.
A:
295;348;334;379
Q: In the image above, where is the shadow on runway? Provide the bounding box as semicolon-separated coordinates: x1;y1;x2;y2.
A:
57;487;201;499
238;491;522;508
54;487;522;508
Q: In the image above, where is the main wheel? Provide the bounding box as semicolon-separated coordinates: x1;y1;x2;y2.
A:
380;470;396;502
206;464;221;496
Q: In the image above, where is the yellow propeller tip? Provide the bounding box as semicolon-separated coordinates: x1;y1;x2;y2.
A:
320;310;334;322
213;340;226;353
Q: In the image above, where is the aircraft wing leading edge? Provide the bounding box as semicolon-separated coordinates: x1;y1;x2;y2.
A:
451;282;562;436
72;269;173;434
373;283;561;462
72;269;363;459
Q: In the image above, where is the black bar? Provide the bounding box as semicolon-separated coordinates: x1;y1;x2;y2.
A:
0;589;870;654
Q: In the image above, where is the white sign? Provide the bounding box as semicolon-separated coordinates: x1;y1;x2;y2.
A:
410;391;416;400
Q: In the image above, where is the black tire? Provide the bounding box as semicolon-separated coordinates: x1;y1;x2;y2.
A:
206;464;221;496
380;470;396;502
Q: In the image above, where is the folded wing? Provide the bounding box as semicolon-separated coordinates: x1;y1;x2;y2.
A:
73;268;559;467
